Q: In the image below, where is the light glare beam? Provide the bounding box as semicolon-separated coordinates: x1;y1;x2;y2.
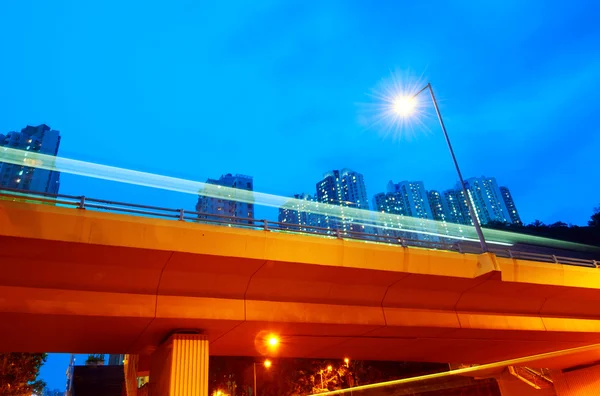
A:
1;146;595;252
358;69;435;142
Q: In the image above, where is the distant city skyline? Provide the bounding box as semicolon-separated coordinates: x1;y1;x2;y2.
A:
278;167;523;236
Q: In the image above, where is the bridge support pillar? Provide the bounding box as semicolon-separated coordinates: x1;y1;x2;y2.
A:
149;333;209;396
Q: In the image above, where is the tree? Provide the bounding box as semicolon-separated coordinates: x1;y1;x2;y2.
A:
589;206;600;228
528;219;545;229
0;353;47;395
85;354;105;365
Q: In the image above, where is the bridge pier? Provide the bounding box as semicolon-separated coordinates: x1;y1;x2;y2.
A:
148;333;209;396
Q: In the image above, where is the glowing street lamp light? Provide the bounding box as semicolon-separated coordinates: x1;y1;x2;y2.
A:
392;96;416;116
267;336;279;347
253;359;273;396
391;83;488;253
344;358;350;367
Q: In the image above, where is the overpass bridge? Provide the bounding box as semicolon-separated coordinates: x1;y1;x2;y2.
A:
2;189;600;394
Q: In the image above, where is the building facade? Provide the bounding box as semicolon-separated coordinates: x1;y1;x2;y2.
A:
442;189;473;226
435;178;521;226
372;180;435;241
500;186;522;225
0;124;61;194
278;193;323;231
196;173;254;224
315;169;369;233
463;176;512;225
428;190;448;223
373;176;521;240
387;181;433;220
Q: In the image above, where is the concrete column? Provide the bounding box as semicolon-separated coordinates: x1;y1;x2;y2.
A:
124;354;140;396
552;365;600;395
149;333;209;396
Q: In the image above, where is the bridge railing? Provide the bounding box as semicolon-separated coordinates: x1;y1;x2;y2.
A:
0;187;597;269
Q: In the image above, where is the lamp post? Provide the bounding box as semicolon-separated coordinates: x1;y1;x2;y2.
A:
253;359;272;396
395;83;488;252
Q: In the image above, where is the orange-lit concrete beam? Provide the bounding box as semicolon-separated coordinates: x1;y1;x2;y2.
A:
1;200;600;364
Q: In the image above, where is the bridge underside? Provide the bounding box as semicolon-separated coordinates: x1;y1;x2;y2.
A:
2;201;600;366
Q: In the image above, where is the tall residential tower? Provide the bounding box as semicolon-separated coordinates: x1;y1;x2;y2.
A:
500;186;522;225
196;173;254;224
464;176;511;225
315;169;369;232
0;124;61;194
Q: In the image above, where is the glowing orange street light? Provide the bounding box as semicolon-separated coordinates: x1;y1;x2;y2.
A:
344;358;350;367
254;359;273;396
267;335;279;347
327;365;333;372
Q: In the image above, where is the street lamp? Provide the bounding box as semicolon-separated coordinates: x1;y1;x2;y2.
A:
253;359;272;396
267;336;279;347
392;83;488;252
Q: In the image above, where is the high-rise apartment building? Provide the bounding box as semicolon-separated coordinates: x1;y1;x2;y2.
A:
373;191;406;216
464;176;511;225
374;176;520;239
278;193;323;231
315;169;369;232
0;124;61;194
442;189;473;225
373;181;434;240
435;177;520;226
316;169;369;209
428;190;448;223
500;186;522;225
386;181;433;220
196;173;254;224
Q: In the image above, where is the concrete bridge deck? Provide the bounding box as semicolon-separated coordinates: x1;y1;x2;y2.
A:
2;199;600;365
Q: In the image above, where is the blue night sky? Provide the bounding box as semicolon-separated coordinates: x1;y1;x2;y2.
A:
2;0;600;390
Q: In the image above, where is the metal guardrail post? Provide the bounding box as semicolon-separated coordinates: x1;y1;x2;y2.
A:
552;255;558;264
78;196;86;209
263;219;269;231
336;229;342;239
508;250;514;259
178;209;185;221
594;260;598;268
399;238;406;248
